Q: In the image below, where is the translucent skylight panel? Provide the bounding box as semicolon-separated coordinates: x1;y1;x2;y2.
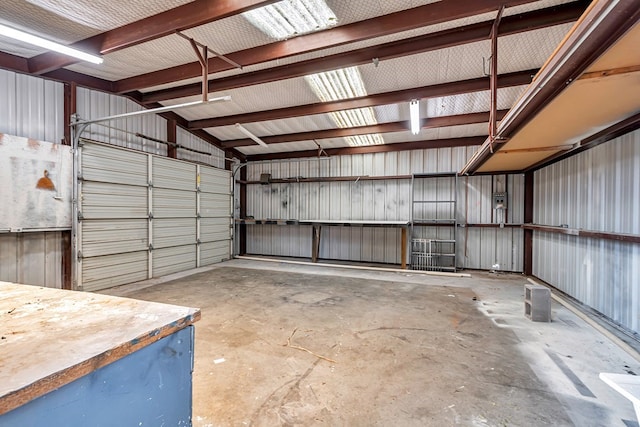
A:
346;134;385;146
243;0;337;40
305;67;368;101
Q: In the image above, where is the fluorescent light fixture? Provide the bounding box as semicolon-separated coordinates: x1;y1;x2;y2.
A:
235;123;268;148
410;99;420;135
0;23;103;64
243;0;337;40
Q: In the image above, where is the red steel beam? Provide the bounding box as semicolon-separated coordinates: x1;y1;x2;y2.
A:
247;136;486;161
189;70;535;129
29;0;277;75
139;2;586;103
222;110;508;148
115;0;541;93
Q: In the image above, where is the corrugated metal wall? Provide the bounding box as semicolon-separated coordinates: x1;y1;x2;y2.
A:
76;87;168;156
244;147;524;270
0;69;65;143
0;69;65;288
0;231;64;288
176;127;226;168
534;129;640;333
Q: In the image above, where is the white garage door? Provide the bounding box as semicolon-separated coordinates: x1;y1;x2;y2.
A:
76;140;230;291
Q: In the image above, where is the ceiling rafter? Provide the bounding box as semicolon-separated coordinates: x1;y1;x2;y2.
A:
139;2;586;103
29;0;278;75
189;69;535;130
113;0;542;94
222;110;508;148
247;136;487;161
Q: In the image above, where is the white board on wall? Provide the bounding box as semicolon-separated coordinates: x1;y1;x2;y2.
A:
0;133;72;231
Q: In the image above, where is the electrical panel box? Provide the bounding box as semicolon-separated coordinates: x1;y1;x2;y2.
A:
260;173;271;185
493;192;507;210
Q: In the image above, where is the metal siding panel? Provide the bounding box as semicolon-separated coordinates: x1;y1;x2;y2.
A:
176;128;225;168
533;129;640;333
153;157;196;190
81;142;148;186
201;240;230;265
81;251;148;291
200;166;230;194
153;188;196;218
0;233;18;283
153;218;196;249
0;69;64;143
82;220;148;257
200;220;230;243
152;245;196;277
201;193;230;218
82;181;148;219
76;88;167;155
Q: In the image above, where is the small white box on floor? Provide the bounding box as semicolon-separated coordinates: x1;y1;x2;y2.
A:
524;284;551;322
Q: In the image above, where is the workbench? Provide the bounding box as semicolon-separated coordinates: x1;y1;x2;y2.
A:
0;281;200;425
235;219;410;268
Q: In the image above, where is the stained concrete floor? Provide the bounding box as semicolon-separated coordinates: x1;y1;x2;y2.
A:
104;259;640;426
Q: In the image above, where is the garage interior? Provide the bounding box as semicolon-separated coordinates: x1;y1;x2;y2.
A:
0;0;639;425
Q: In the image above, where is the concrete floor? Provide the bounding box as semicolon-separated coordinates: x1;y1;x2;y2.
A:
104;259;640;426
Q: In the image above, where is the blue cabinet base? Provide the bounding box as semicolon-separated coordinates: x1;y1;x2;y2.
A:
1;326;194;427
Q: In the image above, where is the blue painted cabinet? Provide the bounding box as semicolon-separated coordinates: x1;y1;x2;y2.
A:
0;326;195;426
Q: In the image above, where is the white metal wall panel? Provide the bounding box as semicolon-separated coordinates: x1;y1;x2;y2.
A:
0;231;63;288
82;251;148;292
0;69;64;143
533;129;640;333
79;142;149;291
176;127;226;168
81;181;148;219
153;218;196;249
199;165;231;264
200;166;231;194
76;87;167;155
152;188;196;218
153;245;196;277
80;140;148;186
81;220;148;257
245;147;524;270
201;241;230;266
153;157;196;191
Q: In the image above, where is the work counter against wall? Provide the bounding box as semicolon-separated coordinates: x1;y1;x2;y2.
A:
0;281;200;425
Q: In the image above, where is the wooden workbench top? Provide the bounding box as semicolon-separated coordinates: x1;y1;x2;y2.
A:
0;281;200;415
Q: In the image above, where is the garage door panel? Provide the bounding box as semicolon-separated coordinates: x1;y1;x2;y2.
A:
153;157;196;190
201;193;230;217
200;167;230;194
153;245;196;277
82;251;148;291
82;219;148;257
201;241;229;266
153;218;196;249
81;141;147;186
81;181;148;219
201;220;230;243
153;188;196;218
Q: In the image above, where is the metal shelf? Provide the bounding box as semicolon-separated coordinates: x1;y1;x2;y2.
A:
410;174;458;272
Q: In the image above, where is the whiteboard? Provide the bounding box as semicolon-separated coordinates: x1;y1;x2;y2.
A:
0;133;72;231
